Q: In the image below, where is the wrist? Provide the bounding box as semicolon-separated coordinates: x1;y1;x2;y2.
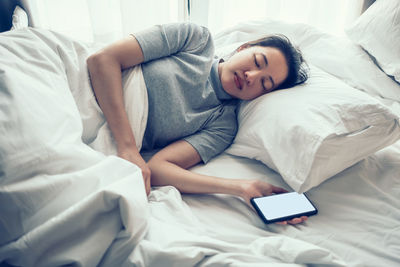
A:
222;179;246;197
117;141;138;153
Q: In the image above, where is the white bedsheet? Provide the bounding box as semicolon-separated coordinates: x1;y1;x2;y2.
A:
183;144;400;267
124;185;346;267
1;21;399;266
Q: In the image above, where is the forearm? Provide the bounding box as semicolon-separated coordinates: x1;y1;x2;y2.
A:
146;140;290;208
148;159;244;196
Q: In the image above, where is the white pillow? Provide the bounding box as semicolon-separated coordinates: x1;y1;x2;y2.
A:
346;0;400;83
215;19;400;107
226;66;400;193
11;5;29;30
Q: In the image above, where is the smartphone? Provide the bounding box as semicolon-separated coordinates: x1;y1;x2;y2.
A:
251;192;318;224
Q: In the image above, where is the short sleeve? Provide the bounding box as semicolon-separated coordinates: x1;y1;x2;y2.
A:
183;101;238;163
134;22;212;63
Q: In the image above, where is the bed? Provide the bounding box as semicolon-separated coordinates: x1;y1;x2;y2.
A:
1;1;400;266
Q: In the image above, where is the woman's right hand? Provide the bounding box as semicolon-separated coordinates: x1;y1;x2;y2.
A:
118;147;151;196
238;179;307;225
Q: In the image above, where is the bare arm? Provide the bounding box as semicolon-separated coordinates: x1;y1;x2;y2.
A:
87;36;151;195
148;140;243;196
87;36;144;149
148;140;307;225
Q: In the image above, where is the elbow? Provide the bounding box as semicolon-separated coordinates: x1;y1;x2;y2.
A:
87;52;105;74
86;51;119;76
147;155;164;170
86;53;96;71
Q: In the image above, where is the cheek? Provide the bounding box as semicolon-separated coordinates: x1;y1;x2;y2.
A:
250;88;266;100
221;72;232;88
242;91;262;101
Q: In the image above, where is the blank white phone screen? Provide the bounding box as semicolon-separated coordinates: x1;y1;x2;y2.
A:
253;192;315;220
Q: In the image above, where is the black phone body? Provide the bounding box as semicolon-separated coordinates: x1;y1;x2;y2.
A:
251;192;318;224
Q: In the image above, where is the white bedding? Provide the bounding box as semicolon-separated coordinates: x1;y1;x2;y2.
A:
185;146;400;267
1;20;399;267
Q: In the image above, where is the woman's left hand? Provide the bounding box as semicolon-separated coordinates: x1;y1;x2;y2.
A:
238;179;307;225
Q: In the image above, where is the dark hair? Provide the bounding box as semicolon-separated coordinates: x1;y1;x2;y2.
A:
241;34;308;89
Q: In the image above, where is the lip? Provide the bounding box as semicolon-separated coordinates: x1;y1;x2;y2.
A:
234;72;242;90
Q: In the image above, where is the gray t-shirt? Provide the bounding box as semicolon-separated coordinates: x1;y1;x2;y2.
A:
134;23;238;163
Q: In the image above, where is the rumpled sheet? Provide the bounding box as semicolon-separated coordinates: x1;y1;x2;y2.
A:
0;28;149;266
0;26;355;266
127;186;346;267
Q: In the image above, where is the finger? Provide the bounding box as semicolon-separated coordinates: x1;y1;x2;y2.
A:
141;173;150;195
146;180;151;196
143;177;150;195
288;218;303;225
277;216;308;225
146;175;152;195
271;186;288;194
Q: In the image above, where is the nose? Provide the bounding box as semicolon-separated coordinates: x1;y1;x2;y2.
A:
244;70;262;86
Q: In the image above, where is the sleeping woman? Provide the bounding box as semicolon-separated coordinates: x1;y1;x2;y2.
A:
87;22;308;225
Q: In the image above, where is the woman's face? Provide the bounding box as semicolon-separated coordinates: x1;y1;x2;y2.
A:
218;45;288;100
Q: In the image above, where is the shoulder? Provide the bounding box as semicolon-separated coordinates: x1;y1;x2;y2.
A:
163;22;213;50
162;22;215;56
163;22;211;36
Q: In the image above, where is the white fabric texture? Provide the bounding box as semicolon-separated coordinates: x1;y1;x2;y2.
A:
0;28;149;266
11;6;29;30
215;19;400;192
215;19;400;107
346;0;400;82
56;31;148;154
183;147;400;267
0;27;348;267
226;66;400;192
125;185;346;267
0;26;344;267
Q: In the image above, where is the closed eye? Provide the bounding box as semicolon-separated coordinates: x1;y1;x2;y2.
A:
261;78;267;91
261;77;275;92
254;54;260;68
269;76;275;89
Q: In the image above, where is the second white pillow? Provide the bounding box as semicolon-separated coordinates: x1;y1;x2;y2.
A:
346;0;400;83
226;66;400;192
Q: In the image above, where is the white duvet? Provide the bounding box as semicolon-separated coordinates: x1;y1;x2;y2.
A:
0;28;149;266
0;21;398;266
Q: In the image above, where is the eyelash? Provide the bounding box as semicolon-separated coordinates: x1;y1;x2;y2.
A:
254;54;260;68
254;54;267;90
261;78;267;91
